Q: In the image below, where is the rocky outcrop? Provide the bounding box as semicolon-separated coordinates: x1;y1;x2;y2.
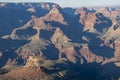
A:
79;44;104;63
57;45;78;63
51;28;78;63
76;8;112;33
25;56;46;67
103;21;120;45
41;4;67;25
113;40;120;57
75;7;96;32
1;66;46;80
0;3;57;37
16;38;49;60
4;16;50;40
51;28;71;46
82;12;96;32
96;7;111;17
97;7;120;20
0;55;70;80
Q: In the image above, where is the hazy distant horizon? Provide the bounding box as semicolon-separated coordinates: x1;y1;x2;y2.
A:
0;0;120;8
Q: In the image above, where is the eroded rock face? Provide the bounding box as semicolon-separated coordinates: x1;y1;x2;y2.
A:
79;44;104;63
113;40;120;57
25;56;43;67
1;66;46;80
0;3;57;37
2;5;119;65
51;28;78;63
57;45;78;63
51;28;71;45
1;3;120;80
97;7;120;20
0;55;71;80
76;8;112;33
75;8;96;32
16;38;49;60
96;7;111;17
42;5;67;25
82;13;96;32
102;21;120;47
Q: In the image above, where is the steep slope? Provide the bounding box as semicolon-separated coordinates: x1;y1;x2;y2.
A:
79;44;104;63
0;55;71;80
1;4;119;65
103;20;120;44
51;28;78;63
96;7;120;20
51;28;71;46
41;4;67;25
1;4;76;63
76;8;112;33
1;3;120;80
0;3;58;37
3;16;49;40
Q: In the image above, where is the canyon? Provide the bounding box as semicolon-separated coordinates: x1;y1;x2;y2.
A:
0;3;120;80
